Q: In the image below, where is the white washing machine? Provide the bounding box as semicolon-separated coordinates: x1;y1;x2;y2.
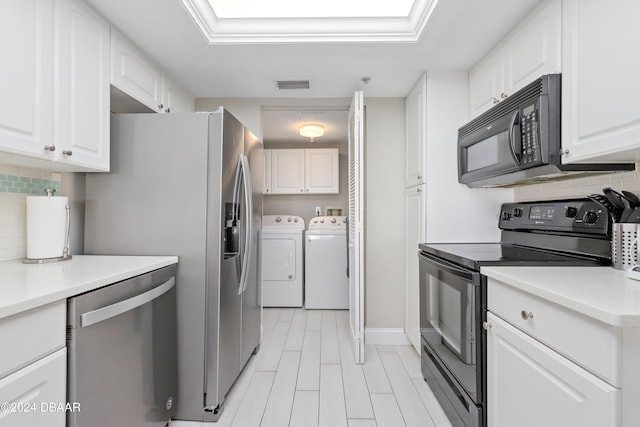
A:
262;215;305;307
305;216;349;309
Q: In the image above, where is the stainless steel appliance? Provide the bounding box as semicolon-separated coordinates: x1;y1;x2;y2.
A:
458;74;634;187
419;198;612;427
67;264;177;427
84;109;263;421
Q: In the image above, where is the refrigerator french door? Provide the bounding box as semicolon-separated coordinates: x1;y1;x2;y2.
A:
84;109;263;422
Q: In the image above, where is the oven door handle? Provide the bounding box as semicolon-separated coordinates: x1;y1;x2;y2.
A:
420;253;477;281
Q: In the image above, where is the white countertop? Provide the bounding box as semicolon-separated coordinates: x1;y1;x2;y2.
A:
0;255;178;320
481;266;640;327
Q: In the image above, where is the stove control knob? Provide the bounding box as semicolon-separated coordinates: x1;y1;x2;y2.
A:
502;212;511;220
513;208;523;218
583;211;598;224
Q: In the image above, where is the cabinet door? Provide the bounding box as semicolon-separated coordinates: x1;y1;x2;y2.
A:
0;0;54;159
487;313;620;427
271;149;305;194
162;76;195;113
110;29;163;113
502;0;561;97
404;185;425;353
0;348;67;427
264;149;272;194
468;48;504;118
561;0;640;163
54;0;110;171
405;74;427;188
304;148;339;194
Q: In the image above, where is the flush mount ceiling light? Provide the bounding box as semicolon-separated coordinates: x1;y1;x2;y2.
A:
300;125;325;142
180;0;439;44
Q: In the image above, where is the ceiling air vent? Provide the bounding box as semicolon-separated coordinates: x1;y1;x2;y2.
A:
276;80;310;90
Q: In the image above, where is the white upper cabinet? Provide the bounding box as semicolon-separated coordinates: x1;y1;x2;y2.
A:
0;0;54;160
469;0;561;118
54;0;110;171
304;148;339;194
271;149;305;194
162;75;195;113
560;0;640;163
0;0;110;172
111;29;194;114
405;74;427;188
110;29;163;113
268;148;339;195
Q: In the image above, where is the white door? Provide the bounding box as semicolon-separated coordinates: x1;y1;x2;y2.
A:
348;91;365;364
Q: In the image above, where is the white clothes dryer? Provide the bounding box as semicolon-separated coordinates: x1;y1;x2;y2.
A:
304;216;349;309
262;215;305;307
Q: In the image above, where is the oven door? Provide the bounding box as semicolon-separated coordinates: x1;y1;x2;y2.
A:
419;252;483;400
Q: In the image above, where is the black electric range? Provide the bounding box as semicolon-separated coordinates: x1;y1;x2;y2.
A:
417;198;612;427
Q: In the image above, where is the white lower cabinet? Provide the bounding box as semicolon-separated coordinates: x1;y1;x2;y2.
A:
0;301;66;427
0;349;67;427
486;312;620;427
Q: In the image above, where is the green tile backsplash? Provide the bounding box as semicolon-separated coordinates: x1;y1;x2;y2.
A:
0;174;61;195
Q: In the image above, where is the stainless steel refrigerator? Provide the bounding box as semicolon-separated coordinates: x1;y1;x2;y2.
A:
84;108;263;422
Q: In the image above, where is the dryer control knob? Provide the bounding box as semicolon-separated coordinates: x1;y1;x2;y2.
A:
313;219;318;223
276;217;282;222
294;218;298;222
320;219;325;223
331;218;337;223
288;217;292;222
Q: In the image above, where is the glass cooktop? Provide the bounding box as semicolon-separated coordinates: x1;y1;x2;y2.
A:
419;242;608;271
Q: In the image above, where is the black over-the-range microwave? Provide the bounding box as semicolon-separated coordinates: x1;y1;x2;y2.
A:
457;73;634;187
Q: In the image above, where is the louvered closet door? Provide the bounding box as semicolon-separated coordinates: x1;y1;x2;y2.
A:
348;91;365;364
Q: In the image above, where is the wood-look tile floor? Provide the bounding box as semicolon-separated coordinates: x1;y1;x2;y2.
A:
173;308;453;427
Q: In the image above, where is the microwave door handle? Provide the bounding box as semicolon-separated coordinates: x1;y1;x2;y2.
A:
508;110;521;165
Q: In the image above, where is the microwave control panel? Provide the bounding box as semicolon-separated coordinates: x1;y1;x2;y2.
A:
520;103;540;165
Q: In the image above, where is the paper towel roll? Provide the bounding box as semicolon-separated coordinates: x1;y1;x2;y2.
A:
26;196;69;259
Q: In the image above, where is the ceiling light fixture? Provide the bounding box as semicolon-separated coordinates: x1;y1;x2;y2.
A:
299;124;325;142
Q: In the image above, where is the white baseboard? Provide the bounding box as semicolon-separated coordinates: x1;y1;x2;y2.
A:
365;328;411;346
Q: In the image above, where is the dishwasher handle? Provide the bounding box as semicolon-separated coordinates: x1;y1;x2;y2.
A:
80;277;175;328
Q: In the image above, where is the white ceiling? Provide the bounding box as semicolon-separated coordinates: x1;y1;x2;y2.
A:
87;0;542;141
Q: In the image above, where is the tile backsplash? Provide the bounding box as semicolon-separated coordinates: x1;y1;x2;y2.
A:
514;167;640;201
0;164;62;261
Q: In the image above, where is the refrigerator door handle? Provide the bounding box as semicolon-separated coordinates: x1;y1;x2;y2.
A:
239;154;253;294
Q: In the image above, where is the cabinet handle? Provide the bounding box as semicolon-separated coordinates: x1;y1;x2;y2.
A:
158;103;164;109
482;321;492;330
520;310;534;320
559;149;570;156
492;97;500;105
165;107;171;113
305;189;309;192
43;144;56;152
417;175;422;180
300;189;304;192
417;188;422;193
500;92;508;99
62;149;73;157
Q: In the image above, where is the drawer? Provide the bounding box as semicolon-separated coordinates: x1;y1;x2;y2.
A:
0;301;66;379
0;348;67;427
488;278;621;387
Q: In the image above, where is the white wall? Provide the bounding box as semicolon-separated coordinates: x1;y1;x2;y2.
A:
514;168;640;201
364;98;406;329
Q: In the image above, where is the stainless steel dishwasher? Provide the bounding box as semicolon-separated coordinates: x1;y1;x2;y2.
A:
66;264;178;427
